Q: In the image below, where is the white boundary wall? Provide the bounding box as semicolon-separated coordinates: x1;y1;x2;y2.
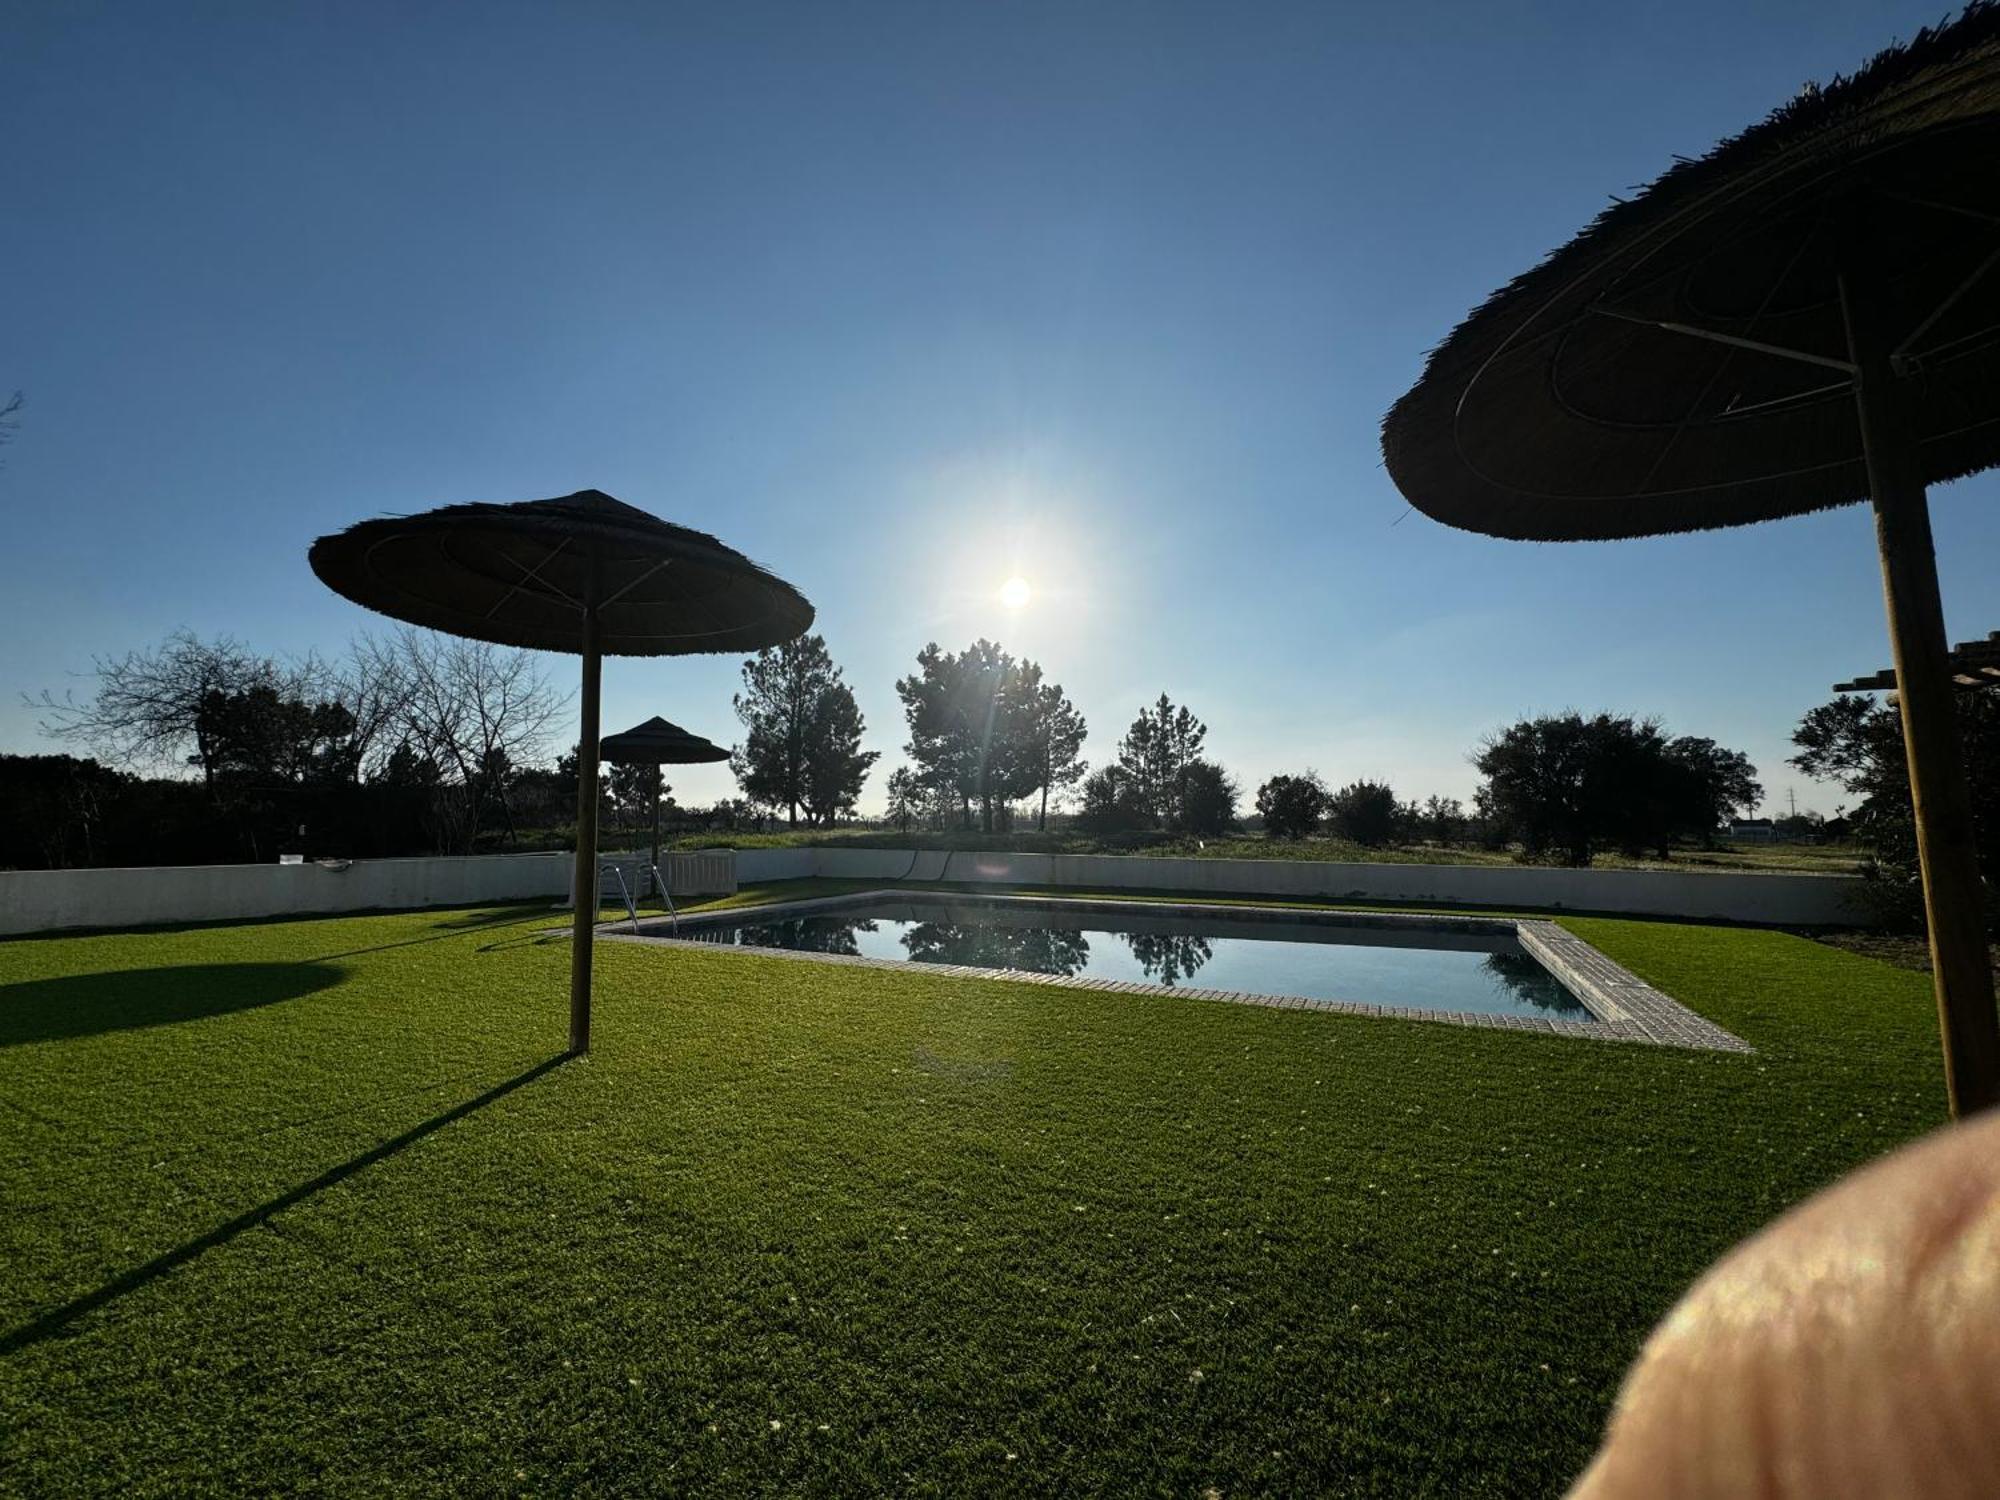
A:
1;844;1869;937
0;853;572;937
736;846;1867;926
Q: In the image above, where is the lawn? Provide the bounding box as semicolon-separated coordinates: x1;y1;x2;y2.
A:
0;889;1948;1496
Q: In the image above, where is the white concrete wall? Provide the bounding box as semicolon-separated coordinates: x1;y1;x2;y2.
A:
730;846;1867;926
0;853;573;937
1;843;1870;937
734;847;816;883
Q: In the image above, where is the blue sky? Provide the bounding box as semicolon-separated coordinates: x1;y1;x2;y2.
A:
7;0;1997;817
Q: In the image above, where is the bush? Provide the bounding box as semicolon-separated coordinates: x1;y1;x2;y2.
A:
1474;713;1762;867
1327;780;1399;847
1076;766;1151;833
1176;760;1240;836
1415;794;1466;845
1255;772;1327;839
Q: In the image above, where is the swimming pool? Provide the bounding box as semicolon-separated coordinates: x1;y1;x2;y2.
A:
651;894;1605;1018
617;892;1750;1049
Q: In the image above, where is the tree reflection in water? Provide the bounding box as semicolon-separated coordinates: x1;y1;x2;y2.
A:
1480;950;1584;1013
1124;932;1213;987
734;917;878;957
901;921;1091;978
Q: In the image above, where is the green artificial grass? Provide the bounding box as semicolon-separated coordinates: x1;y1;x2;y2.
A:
0;897;1949;1496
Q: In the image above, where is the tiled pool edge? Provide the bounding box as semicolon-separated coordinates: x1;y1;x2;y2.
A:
1513;921;1750;1051
600;891;1753;1054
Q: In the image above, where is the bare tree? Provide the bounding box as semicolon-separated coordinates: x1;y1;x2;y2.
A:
297;637;416;783
33;632;279;785
388;629;568;852
0;391;21;465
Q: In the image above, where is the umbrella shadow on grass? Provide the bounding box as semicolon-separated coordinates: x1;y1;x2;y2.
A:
0;1052;571;1357
0;963;348;1048
305;904;567;963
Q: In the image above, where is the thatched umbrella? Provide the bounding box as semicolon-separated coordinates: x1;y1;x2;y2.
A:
1383;7;2000;1114
310;490;811;1055
1835;630;2000;692
599;715;730;879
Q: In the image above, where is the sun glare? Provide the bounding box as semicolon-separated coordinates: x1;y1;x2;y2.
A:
999;576;1032;609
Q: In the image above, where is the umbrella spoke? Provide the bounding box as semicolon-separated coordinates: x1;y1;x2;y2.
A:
1878;188;2000;228
481;536;580;618
1717;378;1854;418
1635;215;1826;491
598;556;675;612
1892;242;2000;370
1585;305;1855;374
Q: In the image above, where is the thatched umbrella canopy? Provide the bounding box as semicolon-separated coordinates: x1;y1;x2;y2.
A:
311;490;811;1055
1834;631;2000;692
1383;6;2000;1115
599;715;730;876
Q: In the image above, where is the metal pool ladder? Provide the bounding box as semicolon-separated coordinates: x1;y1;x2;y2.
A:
651;862;679;933
598;860;681;935
599;862;642;934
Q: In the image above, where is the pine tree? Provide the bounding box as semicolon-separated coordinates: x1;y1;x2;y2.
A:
732;635;874;826
1116;694;1207;827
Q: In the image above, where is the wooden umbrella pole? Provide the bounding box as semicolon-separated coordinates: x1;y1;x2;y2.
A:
1842;266;2000;1117
569;583;603;1057
651;763;663;896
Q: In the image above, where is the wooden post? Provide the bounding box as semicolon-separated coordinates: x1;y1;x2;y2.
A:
651;762;663;898
1842;267;2000;1118
568;586;602;1057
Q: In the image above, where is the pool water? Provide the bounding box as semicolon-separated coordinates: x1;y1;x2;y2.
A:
678;900;1592;1021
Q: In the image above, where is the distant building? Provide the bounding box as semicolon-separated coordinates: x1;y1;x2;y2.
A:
1725;817;1777;844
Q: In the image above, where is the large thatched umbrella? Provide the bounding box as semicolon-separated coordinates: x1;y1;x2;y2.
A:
1383;7;2000;1115
310;490;811;1055
599;715;730;879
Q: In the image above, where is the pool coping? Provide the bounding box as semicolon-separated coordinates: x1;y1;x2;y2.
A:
598;890;1752;1053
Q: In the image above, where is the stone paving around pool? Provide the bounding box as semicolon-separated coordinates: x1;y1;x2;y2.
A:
598;892;1754;1053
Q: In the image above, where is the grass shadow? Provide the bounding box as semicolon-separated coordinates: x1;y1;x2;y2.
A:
431;906;563;932
0;899;568;947
476;930;568;953
0;1053;571;1356
307;904;567;963
0;963;347;1048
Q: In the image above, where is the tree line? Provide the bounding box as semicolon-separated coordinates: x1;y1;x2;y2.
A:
13;625;1210;863
1251;714;1764;865
14;630;571;866
14;625;1825;875
727;648;1784;866
737;642;1240;841
730;635;1095;835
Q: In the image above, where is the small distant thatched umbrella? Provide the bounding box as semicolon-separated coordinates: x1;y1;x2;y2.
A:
310;490;811;1055
599;715;730;879
1383;7;2000;1114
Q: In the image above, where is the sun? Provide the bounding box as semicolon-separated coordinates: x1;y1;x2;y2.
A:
999;576;1032;609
